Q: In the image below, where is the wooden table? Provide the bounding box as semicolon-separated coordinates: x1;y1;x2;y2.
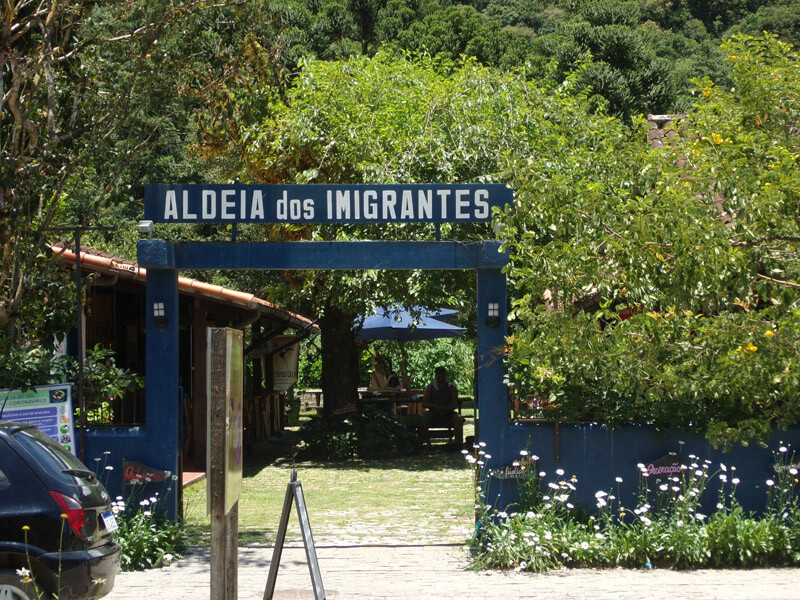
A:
357;390;422;415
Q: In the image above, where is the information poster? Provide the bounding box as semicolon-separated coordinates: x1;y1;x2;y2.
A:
272;335;300;392
0;384;76;455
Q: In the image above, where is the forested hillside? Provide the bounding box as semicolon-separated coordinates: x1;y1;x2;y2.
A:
255;0;800;116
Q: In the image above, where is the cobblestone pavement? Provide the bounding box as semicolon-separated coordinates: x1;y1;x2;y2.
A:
106;543;800;600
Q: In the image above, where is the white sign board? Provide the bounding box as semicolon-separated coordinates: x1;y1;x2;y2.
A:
272;336;300;392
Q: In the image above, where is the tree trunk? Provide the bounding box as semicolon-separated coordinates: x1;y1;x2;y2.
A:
319;306;361;421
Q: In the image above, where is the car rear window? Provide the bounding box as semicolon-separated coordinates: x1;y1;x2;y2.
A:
11;427;93;484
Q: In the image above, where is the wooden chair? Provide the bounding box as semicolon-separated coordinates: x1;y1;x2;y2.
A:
421;397;467;446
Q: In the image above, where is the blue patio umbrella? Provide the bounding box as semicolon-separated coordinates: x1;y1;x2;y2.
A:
355;306;464;342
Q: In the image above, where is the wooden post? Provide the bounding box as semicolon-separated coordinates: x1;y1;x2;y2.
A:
208;328;244;600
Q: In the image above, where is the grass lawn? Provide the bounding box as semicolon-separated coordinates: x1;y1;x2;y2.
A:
182;408;477;547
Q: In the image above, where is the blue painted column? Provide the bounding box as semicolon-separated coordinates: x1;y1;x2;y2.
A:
475;243;508;442
138;240;181;519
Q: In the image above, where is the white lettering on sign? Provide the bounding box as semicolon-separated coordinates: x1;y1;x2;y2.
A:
202;190;217;219
436;189;451;219
152;185;505;223
278;190;314;220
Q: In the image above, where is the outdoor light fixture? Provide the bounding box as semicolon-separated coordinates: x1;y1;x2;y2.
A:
153;301;168;329
485;302;501;329
137;220;155;234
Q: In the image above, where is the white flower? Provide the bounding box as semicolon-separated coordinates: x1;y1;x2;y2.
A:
479;442;486;447
779;446;788;453
566;503;574;509
461;449;469;455
719;474;728;482
659;484;669;491
519;450;528;456
16;568;30;577
484;454;492;459
615;477;623;483
720;463;727;471
163;553;174;563
640;516;652;526
732;477;740;485
717;503;724;510
105;466;114;471
695;513;706;521
694;469;703;477
596;498;607;508
556;468;565;476
580;541;590;550
544;531;552;540
595;532;605;540
539;471;547;477
548;482;560;490
790;468;798;476
532;455;540;461
595;490;608;498
766;479;775;486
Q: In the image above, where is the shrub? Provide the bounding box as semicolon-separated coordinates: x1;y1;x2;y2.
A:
298;410;419;459
114;493;186;571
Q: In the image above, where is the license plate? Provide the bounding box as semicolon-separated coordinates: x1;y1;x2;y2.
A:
101;512;118;533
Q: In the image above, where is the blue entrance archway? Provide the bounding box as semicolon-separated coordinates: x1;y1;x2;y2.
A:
139;234;510;518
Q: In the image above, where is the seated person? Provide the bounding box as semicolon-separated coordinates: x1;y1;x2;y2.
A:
421;366;464;446
369;355;388;390
386;372;401;389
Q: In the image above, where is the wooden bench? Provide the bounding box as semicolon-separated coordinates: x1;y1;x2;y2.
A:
421;397;469;446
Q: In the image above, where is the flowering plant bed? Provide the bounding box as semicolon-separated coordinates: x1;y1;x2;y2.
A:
468;443;800;571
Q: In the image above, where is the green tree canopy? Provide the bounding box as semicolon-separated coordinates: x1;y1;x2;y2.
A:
502;33;800;448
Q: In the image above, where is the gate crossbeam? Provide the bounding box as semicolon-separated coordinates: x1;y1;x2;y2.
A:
139;240;507;271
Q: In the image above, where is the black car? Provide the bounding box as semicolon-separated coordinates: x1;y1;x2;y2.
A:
0;422;120;600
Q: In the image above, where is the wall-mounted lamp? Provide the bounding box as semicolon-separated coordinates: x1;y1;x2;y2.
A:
486;302;501;329
137;220;155;234
153;301;168;329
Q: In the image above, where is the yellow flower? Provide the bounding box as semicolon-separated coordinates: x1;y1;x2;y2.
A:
765;330;775;337
22;525;30;531
61;513;68;519
745;343;758;352
711;133;723;145
731;55;738;62
702;87;712;97
692;149;701;155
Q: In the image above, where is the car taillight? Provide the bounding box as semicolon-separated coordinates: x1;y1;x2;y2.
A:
49;491;88;540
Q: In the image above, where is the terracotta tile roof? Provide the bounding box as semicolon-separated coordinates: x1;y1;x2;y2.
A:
50;245;318;332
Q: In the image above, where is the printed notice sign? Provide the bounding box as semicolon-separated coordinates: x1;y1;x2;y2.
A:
145;183;513;224
0;384;76;455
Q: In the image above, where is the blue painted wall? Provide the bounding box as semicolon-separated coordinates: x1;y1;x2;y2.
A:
482;422;800;515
